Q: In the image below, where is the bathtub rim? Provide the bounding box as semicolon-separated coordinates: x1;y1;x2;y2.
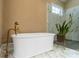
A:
11;33;56;38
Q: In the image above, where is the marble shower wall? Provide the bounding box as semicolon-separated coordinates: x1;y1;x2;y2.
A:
48;3;65;34
48;13;64;33
66;6;79;41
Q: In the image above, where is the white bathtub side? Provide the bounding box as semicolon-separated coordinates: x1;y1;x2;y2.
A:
12;33;55;58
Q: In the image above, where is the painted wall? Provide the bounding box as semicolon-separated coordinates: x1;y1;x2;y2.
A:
65;0;79;9
0;0;3;44
2;0;47;42
1;0;64;42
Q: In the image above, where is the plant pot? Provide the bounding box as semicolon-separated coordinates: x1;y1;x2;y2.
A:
57;34;65;42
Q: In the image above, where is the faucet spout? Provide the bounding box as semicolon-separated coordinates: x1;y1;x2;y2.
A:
5;21;19;58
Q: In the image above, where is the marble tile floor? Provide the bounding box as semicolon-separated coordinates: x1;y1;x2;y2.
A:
0;43;79;58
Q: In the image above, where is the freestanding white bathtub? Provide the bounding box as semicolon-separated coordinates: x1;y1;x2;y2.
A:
12;33;55;58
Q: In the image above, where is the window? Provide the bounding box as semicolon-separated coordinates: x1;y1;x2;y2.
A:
48;3;64;16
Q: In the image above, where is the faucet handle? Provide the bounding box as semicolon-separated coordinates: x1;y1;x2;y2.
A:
15;21;19;25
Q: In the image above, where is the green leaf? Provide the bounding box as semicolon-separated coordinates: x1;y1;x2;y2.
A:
56;24;59;31
55;14;73;36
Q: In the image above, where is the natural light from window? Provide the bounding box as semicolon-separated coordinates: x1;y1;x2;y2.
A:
48;3;64;16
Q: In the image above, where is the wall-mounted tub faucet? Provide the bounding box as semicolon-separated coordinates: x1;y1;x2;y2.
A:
5;21;19;58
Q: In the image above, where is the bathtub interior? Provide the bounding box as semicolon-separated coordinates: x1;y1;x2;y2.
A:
12;33;55;58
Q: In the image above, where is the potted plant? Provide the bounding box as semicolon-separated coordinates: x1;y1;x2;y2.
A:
56;14;72;42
